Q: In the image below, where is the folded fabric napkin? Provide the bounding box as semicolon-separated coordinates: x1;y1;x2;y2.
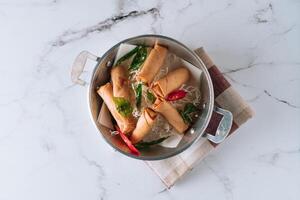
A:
145;47;254;188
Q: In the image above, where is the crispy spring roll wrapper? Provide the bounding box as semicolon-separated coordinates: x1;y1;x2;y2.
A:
151;67;190;97
111;65;131;101
152;98;188;133
136;43;168;84
131;108;158;144
97;83;136;134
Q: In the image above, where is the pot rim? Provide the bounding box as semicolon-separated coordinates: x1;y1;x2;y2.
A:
88;34;214;160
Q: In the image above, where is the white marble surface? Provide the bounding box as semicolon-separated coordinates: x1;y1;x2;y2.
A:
0;0;299;199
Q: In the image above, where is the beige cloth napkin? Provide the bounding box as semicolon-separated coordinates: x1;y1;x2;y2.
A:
145;47;254;188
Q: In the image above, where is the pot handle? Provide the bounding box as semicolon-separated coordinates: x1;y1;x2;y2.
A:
71;51;100;86
204;106;233;144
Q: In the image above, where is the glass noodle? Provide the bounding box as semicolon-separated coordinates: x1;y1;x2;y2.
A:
129;52;202;142
113;47;201;143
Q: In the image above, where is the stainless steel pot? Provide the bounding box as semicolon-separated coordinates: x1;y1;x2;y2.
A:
71;35;232;160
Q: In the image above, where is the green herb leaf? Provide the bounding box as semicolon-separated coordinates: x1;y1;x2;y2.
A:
146;90;156;104
180;110;193;124
135;83;142;108
113;97;133;117
128;46;147;71
180;103;198;124
184;103;197;114
115;46;139;66
134;137;169;150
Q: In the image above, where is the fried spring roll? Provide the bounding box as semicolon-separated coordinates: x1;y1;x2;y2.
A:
151;67;189;98
152;98;188;133
131;108;158;144
136;43;168;84
111;65;131;101
97;83;136;134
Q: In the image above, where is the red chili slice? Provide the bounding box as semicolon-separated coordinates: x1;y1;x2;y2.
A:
115;126;140;156
166;89;187;101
